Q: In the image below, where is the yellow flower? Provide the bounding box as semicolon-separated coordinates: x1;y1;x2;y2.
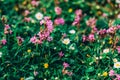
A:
68;8;73;13
102;72;108;77
27;49;31;53
20;77;24;80
44;63;49;68
14;6;19;11
109;40;113;44
22;1;27;5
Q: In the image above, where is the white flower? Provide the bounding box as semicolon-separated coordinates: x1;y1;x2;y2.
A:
35;12;43;20
113;58;118;63
0;52;2;57
55;77;58;80
103;48;110;53
62;38;70;45
114;62;120;68
69;30;76;34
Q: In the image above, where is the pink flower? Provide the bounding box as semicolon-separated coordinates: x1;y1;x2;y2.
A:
75;9;82;16
86;17;96;28
107;27;117;34
55;6;62;15
72;9;82;26
24;10;30;16
31;0;39;6
63;62;69;68
117;46;120;53
59;51;64;57
1;39;7;45
115;74;120;80
24;17;31;22
5;24;10;29
109;70;115;76
82;35;87;42
117;25;120;29
97;29;107;35
54;18;65;25
30;36;37;44
88;34;95;42
47;37;53;42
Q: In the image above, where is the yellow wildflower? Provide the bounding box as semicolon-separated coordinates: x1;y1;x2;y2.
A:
68;8;73;13
102;72;108;77
14;6;19;11
44;63;49;68
27;49;31;53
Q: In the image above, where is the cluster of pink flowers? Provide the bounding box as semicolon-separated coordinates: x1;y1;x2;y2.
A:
55;6;62;15
23;10;31;22
1;39;7;45
86;17;96;28
82;34;95;42
97;29;107;36
4;24;12;34
24;10;30;16
24;17;31;22
109;69;120;80
72;9;82;26
31;0;39;7
30;17;53;44
62;62;73;76
54;18;65;25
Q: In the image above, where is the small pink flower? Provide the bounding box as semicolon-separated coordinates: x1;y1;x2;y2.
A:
47;37;53;42
115;74;120;80
97;29;107;35
117;25;120;29
31;0;39;6
54;18;65;25
82;35;87;42
59;51;64;57
88;34;95;42
86;17;96;28
117;46;120;53
30;36;37;44
5;24;10;29
63;62;69;68
24;17;31;22
55;6;62;15
107;27;117;34
1;39;7;45
75;9;82;16
24;10;30;16
109;70;115;76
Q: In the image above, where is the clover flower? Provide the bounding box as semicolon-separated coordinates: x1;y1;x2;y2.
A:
1;39;7;45
54;18;65;25
55;6;62;15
